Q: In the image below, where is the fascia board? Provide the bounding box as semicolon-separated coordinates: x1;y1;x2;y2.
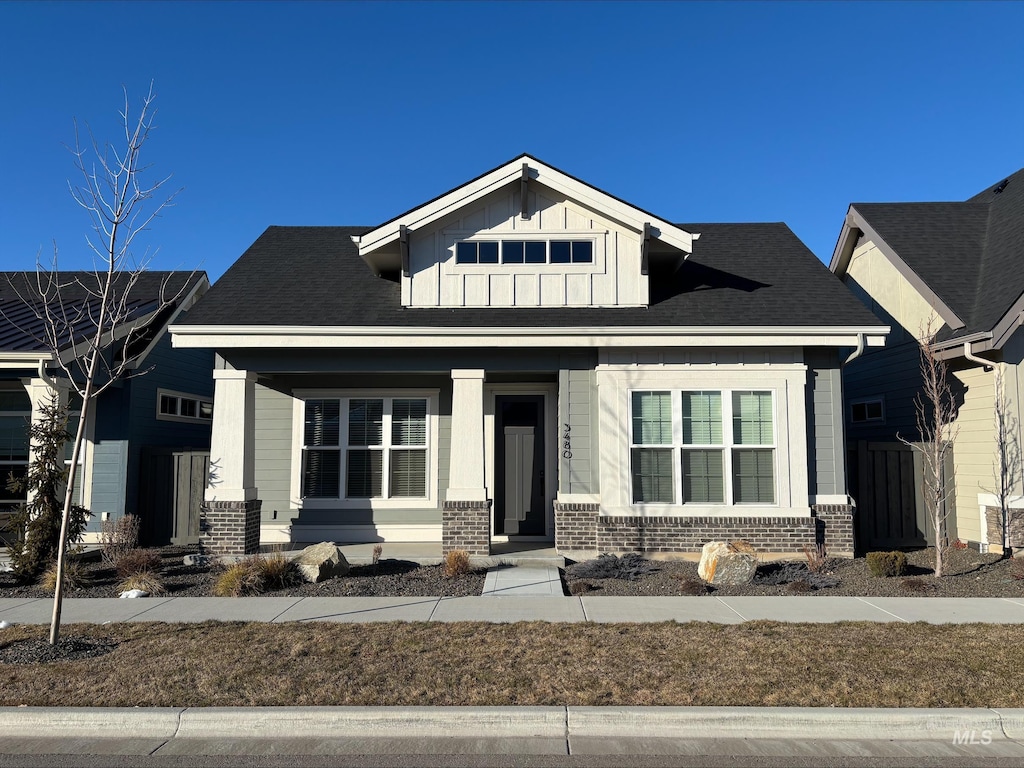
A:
0;353;53;369
126;275;211;370
356;156;695;256
356;163;525;254
828;210;857;275
171;325;888;350
843;206;965;330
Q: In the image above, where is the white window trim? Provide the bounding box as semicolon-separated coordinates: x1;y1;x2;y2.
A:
597;364;811;517
156;388;213;424
290;389;440;510
850;396;885;423
630;389;778;508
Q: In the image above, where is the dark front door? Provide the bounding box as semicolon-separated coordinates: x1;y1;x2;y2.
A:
495;395;545;536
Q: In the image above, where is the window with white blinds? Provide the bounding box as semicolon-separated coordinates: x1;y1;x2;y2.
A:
630;389;775;506
301;396;429;500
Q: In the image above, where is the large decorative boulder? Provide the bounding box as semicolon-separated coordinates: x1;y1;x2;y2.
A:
293;542;350;583
697;540;758;586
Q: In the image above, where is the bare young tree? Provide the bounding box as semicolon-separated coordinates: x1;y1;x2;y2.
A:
898;322;958;578
989;365;1021;557
2;83;185;644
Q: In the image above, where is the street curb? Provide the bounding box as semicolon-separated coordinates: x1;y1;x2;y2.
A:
174;706;567;739
0;707;184;739
1;706;1024;742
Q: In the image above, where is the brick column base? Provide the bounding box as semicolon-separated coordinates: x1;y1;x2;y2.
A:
554;502;599;550
812;504;855;558
442;500;491;556
985;505;1024;549
200;499;261;557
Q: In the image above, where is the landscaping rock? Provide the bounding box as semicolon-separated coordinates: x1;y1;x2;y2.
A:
293;542;350;583
698;541;758;585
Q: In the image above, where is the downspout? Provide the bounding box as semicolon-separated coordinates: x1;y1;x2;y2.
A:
843;333;865;366
37;359;58;390
962;341;993;371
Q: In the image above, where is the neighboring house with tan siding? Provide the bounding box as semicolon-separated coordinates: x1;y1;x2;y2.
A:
171;155;886;560
831;167;1024;553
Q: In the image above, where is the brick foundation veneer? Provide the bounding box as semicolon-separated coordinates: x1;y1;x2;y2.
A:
984;505;1024;549
442;500;491;556
554;502;856;557
200;499;261;557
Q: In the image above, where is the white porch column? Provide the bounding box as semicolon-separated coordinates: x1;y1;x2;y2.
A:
206;369;258;502
446;369;488;502
202;369;261;556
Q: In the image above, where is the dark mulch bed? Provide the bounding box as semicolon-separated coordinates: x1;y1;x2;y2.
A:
0;546;484;599
0;635;117;664
564;547;1024;598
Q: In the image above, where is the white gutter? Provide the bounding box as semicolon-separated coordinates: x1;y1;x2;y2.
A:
962;340;994;371
36;359;59;390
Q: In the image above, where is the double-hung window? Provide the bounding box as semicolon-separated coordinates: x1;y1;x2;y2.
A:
301;396;429;501
0;390;30;515
630;389;776;506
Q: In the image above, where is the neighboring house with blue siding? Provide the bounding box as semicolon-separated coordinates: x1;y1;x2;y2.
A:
171;155;887;559
0;271;213;545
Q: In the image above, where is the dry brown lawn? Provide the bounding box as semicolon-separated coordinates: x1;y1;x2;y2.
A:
0;621;1019;708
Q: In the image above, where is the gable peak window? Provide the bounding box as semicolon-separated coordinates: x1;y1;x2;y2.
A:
455;238;593;265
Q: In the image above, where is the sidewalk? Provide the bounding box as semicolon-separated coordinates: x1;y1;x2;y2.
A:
2;594;1024;624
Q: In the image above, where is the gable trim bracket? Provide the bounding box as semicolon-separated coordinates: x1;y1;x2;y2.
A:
520;162;530;219
399;225;410;278
640;223;651;276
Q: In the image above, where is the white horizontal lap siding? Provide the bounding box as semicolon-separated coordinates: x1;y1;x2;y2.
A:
407;186;645;309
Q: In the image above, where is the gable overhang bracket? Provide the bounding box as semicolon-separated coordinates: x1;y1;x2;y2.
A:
399;225;410;278
520;163;530;219
640;223;651;276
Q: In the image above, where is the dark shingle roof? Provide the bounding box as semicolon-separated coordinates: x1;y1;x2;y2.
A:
181;223;882;330
0;271;203;353
853;167;1024;342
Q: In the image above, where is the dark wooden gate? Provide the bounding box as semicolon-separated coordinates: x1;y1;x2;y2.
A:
850;440;956;552
139;449;209;546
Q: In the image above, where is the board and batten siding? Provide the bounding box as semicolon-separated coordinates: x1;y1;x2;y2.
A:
950;365;996;543
806;349;845;497
405;185;645;309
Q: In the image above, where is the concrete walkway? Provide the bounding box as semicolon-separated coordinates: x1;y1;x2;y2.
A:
2;594;1024;624
482;565;563;596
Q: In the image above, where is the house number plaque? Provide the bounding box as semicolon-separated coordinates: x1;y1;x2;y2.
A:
562;423;572;459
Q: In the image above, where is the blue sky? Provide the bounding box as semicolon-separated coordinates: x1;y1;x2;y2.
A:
2;1;1022;281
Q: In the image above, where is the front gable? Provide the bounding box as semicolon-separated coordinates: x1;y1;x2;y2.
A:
354;155;697;309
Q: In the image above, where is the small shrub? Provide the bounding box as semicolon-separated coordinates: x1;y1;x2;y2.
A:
756;561;839;590
952;538;968;550
803;543;829;574
443;549;471;578
212;558;264;597
100;514;140;566
570;553;656;581
114;548;162;578
866;551;907;578
39;560;93;593
372;544;383;574
786;580;812;594
254;552;300;590
117;571;166;596
900;577;931;593
569;580;596;595
675;577;710;596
